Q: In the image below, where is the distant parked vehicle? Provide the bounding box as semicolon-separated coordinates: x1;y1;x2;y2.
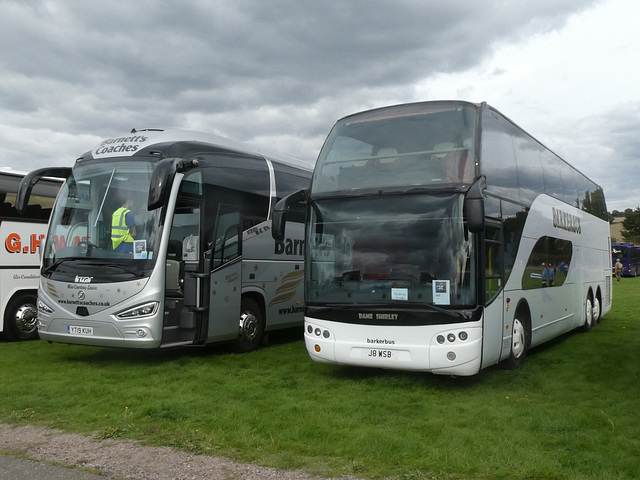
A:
611;242;640;276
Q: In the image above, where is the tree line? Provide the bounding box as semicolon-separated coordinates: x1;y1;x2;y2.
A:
610;208;640;244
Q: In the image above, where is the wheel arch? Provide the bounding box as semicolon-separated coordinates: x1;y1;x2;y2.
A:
242;290;266;321
2;289;39;341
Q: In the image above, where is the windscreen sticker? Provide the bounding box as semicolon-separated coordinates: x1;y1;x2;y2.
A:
391;288;408;301
134;239;148;259
433;280;451;305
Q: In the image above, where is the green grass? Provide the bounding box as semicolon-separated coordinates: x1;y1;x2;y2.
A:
2;278;640;479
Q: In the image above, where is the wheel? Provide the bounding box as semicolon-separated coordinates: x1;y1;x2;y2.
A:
592;296;601;325
3;293;39;341
581;296;593;332
234;297;265;353
507;315;528;369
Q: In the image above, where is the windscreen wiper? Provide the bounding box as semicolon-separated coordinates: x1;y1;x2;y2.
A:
421;303;462;318
42;258;77;275
88;260;145;277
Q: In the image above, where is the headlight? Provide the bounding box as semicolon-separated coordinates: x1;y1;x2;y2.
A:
115;302;158;320
38;299;54;315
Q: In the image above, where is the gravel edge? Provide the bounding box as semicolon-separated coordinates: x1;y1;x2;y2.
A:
0;423;362;480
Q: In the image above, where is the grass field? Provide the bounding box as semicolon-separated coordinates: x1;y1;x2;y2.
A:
1;278;639;480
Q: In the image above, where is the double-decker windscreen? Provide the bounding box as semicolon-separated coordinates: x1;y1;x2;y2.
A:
306;102;476;308
311;102;477;194
306;102;479;313
306;194;476;308
42;158;163;280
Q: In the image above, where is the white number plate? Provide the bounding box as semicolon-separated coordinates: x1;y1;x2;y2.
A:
363;348;398;360
68;325;94;335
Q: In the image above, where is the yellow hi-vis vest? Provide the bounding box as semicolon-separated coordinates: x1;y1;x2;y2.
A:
111;207;133;249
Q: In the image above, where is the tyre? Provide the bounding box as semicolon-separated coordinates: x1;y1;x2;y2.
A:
507;315;528;369
234;297;265;353
581;296;593;332
592;296;601;325
3;293;39;342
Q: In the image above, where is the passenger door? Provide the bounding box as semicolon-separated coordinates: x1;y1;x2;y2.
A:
162;173;209;346
482;221;507;366
206;204;243;342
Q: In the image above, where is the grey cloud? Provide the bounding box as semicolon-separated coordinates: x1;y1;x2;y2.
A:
551;101;640;210
0;0;601;170
3;1;597;98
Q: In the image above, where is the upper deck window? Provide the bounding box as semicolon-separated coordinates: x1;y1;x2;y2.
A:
311;102;477;194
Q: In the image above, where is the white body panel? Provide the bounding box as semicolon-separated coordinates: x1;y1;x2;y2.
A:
305;318;483;376
0;220;46;332
491;195;611;364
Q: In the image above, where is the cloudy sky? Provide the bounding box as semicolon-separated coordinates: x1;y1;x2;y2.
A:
1;0;638;211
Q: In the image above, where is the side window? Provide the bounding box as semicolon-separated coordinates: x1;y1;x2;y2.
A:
480;110;519;201
512;132;544;204
583;185;607;220
541;150;564;201
201;155;271;228
559;162;578;206
273;164;311;199
574;172;590;210
522;236;572;289
198;155;271;261
180;171;203;196
0;175;59;220
211;205;242;269
502;200;527;285
274;165;311;224
0;175;20;218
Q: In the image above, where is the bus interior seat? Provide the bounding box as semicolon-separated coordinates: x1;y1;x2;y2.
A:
376;147;399;164
337;148;401;190
165;239;183;295
432;142;456;183
167;239;182;261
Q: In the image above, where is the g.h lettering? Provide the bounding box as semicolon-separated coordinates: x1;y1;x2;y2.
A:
5;233;45;254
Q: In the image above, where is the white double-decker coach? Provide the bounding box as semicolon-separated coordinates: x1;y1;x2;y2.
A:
18;129;312;351
273;101;611;375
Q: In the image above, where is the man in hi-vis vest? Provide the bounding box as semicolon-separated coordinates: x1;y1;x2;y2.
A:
111;197;137;253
